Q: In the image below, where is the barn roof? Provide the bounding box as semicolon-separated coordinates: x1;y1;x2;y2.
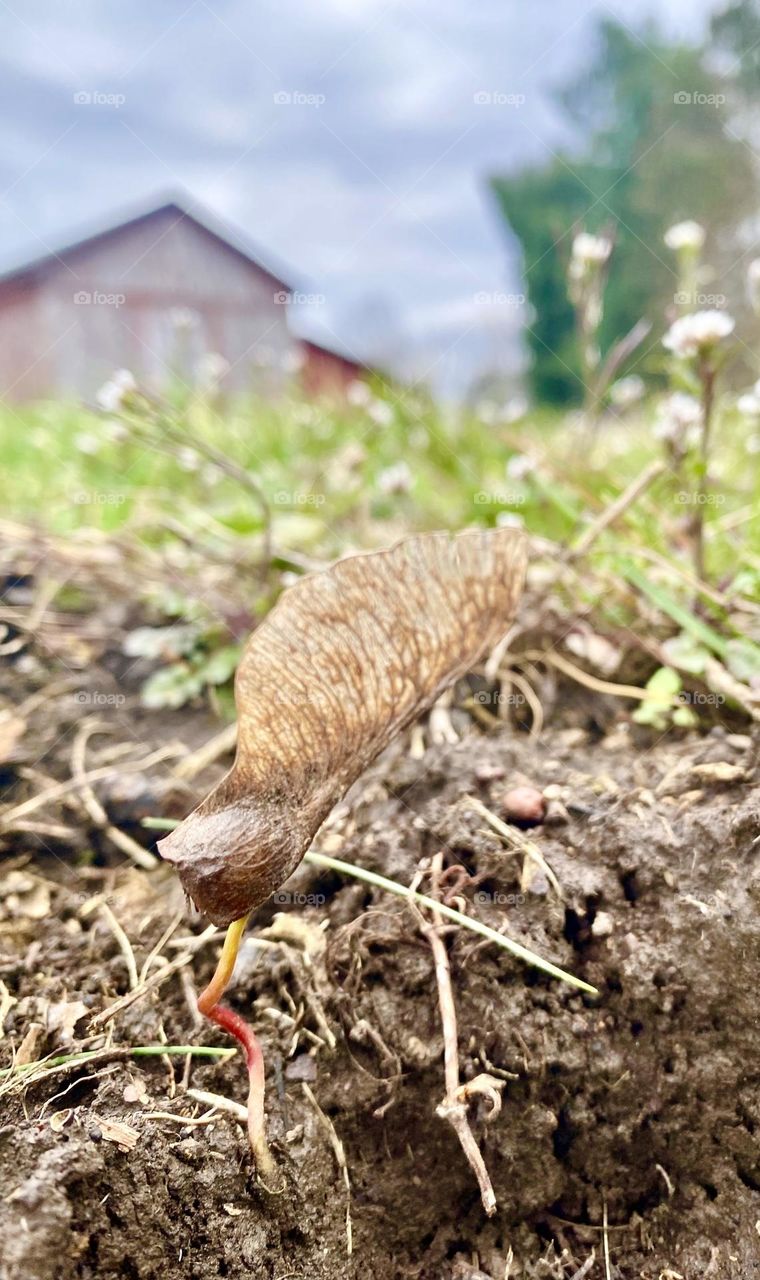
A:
0;192;295;292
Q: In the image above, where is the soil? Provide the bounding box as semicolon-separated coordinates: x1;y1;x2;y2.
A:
1;633;760;1278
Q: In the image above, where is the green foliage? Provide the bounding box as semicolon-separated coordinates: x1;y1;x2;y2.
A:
632;666;694;730
491;17;758;403
124;622;242;709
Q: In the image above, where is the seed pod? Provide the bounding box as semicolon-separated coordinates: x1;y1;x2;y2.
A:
159;528;527;926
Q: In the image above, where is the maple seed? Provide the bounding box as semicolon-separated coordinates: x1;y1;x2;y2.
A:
159;528;527;927
160;527;528;1172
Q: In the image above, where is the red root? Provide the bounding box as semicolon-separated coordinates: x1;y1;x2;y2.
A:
197;915;274;1179
203;1000;273;1178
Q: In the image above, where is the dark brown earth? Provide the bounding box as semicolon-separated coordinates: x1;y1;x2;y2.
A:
1;657;760;1279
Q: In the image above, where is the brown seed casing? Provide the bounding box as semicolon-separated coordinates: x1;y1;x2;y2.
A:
158;527;527;925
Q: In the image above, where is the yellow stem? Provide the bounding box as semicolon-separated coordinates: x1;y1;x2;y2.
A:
197;913;250;1014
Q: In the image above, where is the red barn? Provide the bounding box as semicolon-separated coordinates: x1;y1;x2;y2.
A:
0;196;366;403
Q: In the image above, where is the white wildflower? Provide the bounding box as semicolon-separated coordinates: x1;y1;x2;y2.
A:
571;232;613;267
664;220;705;253
502;394;529;423
609;375;645;409
367;399;393;426
377;461;413;495
506;453;535;480
177;447;199;472
481;395;529;425
496;511;525;530
103;419;129;443
737;380;760;418
195;352;230;388
73;432;100;455
662;310;734;359
347;380;371;407
279;349;304;375
169;307;199;330
654;392;702;444
96;368;137;413
747;259;760;315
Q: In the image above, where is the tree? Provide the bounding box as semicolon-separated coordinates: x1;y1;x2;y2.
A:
491;18;757;405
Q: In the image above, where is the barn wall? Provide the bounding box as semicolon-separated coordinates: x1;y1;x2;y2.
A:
0;282;47;401
300;341;363;398
1;208;297;401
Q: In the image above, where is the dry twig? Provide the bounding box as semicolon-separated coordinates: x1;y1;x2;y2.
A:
415;853;501;1216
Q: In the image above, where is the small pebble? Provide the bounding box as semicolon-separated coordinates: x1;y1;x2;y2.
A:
501;785;546;827
591;911;614;938
284;1055;317;1082
475;762;505;783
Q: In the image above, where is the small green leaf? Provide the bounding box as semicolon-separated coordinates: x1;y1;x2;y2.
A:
141;665;204;709
632;666;681;730
725;638;760;683
661;632;710;676
198;644;241;685
672;704;698;728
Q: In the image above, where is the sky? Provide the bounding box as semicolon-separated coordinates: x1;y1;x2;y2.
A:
0;0;719;396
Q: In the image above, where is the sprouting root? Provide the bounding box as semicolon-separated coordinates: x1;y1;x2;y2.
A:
197;914;275;1179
